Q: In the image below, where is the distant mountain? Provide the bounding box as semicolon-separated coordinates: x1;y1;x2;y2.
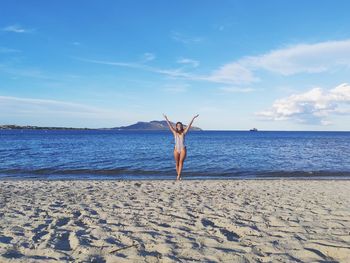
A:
0;120;202;131
111;120;202;131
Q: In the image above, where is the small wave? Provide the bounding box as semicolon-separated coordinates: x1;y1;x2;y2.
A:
0;168;350;180
0;168;164;175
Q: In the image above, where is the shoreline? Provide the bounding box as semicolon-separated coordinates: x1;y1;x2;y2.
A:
1;179;349;262
1;176;350;181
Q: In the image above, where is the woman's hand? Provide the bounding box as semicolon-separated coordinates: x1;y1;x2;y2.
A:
163;114;176;133
184;114;199;134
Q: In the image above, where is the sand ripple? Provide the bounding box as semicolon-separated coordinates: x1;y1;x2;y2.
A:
0;180;350;262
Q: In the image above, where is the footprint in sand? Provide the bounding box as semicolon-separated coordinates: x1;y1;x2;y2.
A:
56;217;70;227
201;218;216;228
48;230;72;251
0;235;13;244
219;228;240;242
32;223;50;243
201;218;240;242
2;249;24;259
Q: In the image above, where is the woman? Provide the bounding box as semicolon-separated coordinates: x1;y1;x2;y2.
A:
163;114;199;180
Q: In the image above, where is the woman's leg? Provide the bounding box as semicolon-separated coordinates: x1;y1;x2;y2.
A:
177;147;187;180
174;149;180;179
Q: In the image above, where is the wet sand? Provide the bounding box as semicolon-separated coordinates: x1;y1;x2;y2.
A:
0;179;349;262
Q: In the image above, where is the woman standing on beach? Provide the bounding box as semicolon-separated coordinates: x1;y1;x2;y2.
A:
163;114;199;181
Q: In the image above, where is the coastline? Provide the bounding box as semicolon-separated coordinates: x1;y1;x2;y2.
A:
1;179;349;262
1;174;350;181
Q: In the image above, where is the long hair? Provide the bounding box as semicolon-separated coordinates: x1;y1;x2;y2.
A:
175;122;184;134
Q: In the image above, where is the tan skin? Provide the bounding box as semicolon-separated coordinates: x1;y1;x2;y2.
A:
163;114;199;181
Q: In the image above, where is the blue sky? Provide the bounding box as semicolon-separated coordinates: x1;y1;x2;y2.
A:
1;0;350;130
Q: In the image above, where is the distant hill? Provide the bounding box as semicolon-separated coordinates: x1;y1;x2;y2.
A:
0;125;90;130
0;121;202;131
111;120;202;131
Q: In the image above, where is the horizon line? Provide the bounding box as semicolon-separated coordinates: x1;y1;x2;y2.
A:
0;124;349;132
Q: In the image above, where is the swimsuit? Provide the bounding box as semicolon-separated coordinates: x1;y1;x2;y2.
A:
174;132;186;154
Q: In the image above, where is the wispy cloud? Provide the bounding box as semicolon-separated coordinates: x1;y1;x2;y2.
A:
0;95;107;114
219;86;255;93
0;63;74;82
74;57;193;79
75;39;350;86
142;52;156;62
2;24;34;33
198;106;223;113
256;83;350;125
0;64;48;79
177;57;199;68
202;63;258;84
171;31;203;44
162;83;189;93
75;57;255;85
212;22;235;32
0;95;134;125
218;25;225;31
0;47;21;53
240;39;350;75
0;63;83;82
213;39;350;84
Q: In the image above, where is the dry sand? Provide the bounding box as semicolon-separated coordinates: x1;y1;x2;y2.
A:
0;179;349;262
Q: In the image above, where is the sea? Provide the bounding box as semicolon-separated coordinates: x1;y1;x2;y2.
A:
0;130;350;180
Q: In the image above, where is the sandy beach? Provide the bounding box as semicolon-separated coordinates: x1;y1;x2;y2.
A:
0;179;349;262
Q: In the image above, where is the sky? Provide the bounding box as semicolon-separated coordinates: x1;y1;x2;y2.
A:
1;0;350;130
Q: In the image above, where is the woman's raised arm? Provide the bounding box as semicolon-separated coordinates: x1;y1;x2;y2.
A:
163;114;176;134
184;114;199;134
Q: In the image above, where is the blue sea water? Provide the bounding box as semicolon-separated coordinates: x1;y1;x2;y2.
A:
0;130;350;180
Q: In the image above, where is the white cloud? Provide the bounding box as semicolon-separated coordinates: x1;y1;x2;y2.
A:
162;84;189;93
171;31;203;44
177;57;199;68
203;63;258;84
142;52;155;62
2;24;34;33
194;39;350;85
214;39;350;82
256;83;350;125
240;39;350;75
320;120;332;126
219;86;255;93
